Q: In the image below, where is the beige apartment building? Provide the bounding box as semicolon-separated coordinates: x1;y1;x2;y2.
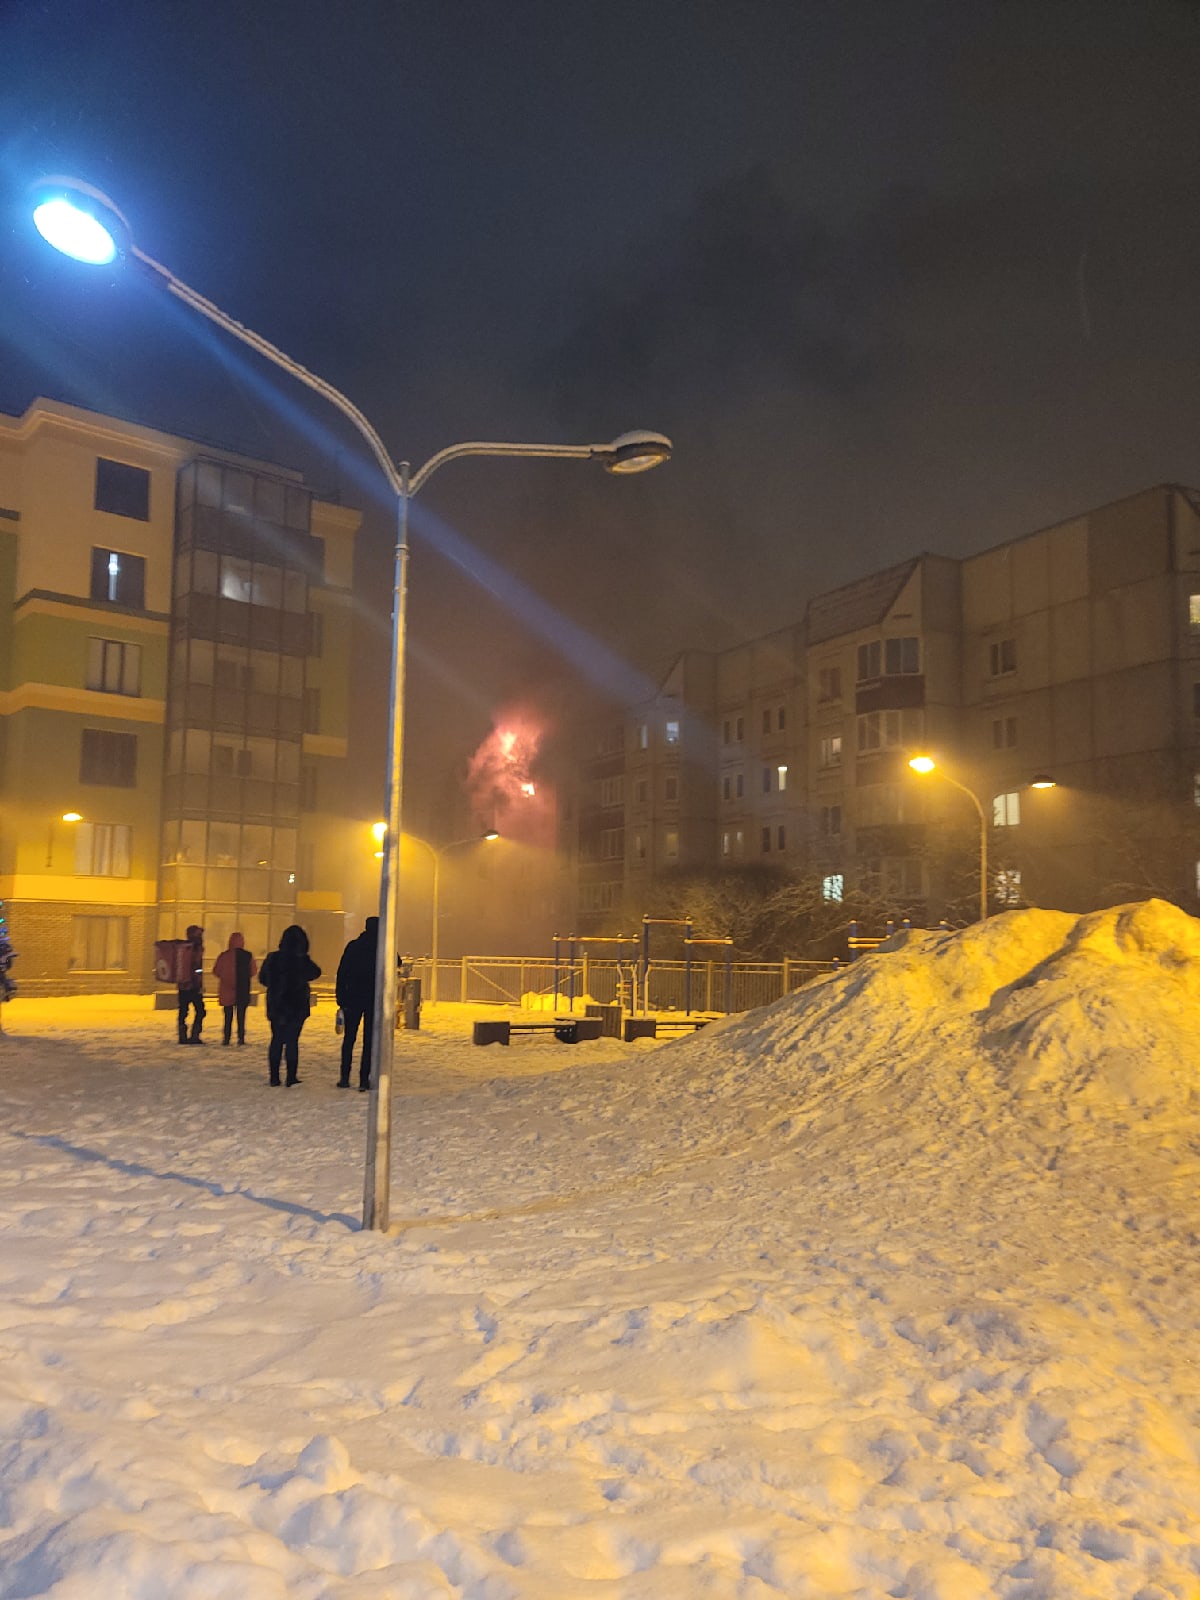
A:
564;484;1200;935
0;398;360;994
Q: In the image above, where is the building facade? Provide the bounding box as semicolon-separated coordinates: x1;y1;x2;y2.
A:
561;485;1200;935
0;399;360;993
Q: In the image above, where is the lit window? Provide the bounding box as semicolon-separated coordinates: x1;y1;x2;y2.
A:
665;719;680;746
995;868;1022;906
992;792;1021;827
822;873;844;903
665;828;679;859
721;830;731;856
777;764;788;790
1194;773;1200;808
639;723;649;750
734;828;744;855
70;914;129;971
89;548;146;608
74;822;132;877
1190;595;1200;631
820;735;842;768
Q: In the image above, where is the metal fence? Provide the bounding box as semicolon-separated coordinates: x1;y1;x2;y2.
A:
406;953;839;1015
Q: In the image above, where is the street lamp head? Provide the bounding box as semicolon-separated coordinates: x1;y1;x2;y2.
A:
61;812;83;823
30;176;131;265
482;829;500;841
908;755;936;774
1030;774;1056;789
371;821;387;842
597;430;672;475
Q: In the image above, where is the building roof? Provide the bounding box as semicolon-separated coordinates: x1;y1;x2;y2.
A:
806;558;919;647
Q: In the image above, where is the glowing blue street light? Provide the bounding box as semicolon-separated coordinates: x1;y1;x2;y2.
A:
30;178;129;265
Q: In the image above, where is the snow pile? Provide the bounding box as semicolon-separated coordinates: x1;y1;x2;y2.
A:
1;904;1199;1598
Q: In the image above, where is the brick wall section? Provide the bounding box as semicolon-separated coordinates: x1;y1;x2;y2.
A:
11;902;155;995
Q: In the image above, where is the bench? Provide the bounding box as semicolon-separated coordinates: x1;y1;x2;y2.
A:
473;1017;604;1046
623;1017;712;1042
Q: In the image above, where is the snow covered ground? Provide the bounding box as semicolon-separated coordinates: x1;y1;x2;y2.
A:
1;899;1199;1598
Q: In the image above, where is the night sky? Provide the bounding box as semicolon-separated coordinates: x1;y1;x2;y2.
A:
4;0;1200;827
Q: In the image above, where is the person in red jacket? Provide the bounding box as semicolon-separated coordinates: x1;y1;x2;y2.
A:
212;931;258;1047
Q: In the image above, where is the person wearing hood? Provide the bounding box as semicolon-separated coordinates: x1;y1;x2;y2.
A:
335;916;378;1091
177;924;206;1045
212;932;258;1047
258;924;321;1087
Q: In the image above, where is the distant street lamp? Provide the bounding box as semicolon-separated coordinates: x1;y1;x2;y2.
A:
31;175;672;1232
908;755;989;921
405;831;499;1004
46;811;83;869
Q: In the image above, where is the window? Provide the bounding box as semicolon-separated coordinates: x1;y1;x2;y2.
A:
89;548;146;608
665;719;680;746
80;729;137;788
634;832;646;860
777;706;786;731
820;805;842;836
598;725;623;755
599;828;624;859
762;766;771;793
599;776;624;807
1194;683;1200;720
777;825;786;851
721;830;731;857
86;638;141;696
777;765;788;791
94;458;149;521
884;858;924;897
736;772;744;798
734;828;744;855
992;791;1021;827
762;709;771;735
308;612;324;657
761;826;771;852
884;637;920;675
1194;771;1200;808
722;720;731;744
857;640;882;681
818;666;841;702
664;775;678;801
736;716;744;741
303;687;321;734
992;716;1017;749
300;765;318;811
74;823;131;877
635;779;648;804
822;873;844;903
722;776;731;801
70;914;129;972
857;708;924;752
995;868;1022;907
664;829;679;859
638;723;649;750
1190;595;1200;631
990;638;1017;676
579;881;619;913
819;734;842;768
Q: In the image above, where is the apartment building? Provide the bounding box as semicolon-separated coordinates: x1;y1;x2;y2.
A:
0;398;360;993
561;485;1200;933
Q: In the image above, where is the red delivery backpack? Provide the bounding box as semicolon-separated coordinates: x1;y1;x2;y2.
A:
154;939;193;985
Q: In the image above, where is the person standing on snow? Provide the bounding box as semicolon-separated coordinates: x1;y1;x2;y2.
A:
177;924;206;1045
258;924;321;1087
212;931;258;1047
335;916;378;1091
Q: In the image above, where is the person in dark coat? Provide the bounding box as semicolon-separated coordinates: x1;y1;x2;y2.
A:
258;924;321;1087
335;916;378;1091
212;931;258;1046
177;924;206;1045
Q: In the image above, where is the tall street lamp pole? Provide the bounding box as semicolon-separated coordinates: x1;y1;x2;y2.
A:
908;756;988;921
406;831;498;1005
31;176;673;1233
